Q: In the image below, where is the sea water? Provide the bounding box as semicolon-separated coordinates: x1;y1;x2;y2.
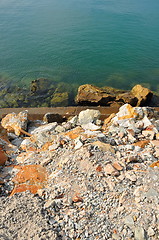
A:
0;0;159;91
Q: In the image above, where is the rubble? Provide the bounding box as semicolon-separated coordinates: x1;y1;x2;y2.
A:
0;104;159;239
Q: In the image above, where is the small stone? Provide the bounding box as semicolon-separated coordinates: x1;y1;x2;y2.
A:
111;233;120;239
112;162;123;171
72;194;83;203
134;226;147;240
125;171;137;182
104;163;119;176
150;140;159;148
142;130;155;140
133;140;150;148
55;125;66;133
92;141;115;153
0;149;8;166
156;133;159;140
81;122;101;131
124;215;134;227
147;227;155;237
74;138;83;150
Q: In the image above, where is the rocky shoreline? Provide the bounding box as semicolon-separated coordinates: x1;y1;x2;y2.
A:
0;103;159;239
1;77;159;108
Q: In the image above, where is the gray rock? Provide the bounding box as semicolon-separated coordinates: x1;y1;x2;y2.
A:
134;227;147;240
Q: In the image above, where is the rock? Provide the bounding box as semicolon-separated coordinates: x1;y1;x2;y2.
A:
125;171;137;182
102;113;115;130
111;104;138;125
68;116;78;126
0;148;8;166
30;122;58;147
131;84;153;106
30;78;50;94
76;84;115;105
43;113;63;123
156;133;159;140
81;123;101;131
31;122;57;135
124;215;134;227
142;130;155;140
55;125;66;133
133;140;150;148
1;111;28;136
78;109;101;125
104;163;119;176
116;92;138;106
50;92;68;107
72;194;83;203
92;141;115;153
112;162;123;171
150;140;159;148
20;139;37;151
147;227;155;237
74;138;83;150
134;227;147;240
10;165;48;196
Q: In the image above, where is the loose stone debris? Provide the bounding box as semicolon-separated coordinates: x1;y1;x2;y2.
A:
0;103;159;239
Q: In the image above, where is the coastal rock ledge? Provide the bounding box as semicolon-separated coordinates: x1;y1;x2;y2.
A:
76;84;153;107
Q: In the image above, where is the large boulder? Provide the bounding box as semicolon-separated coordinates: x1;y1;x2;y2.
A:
76;84;115;105
116;92;138;106
131;84;153;106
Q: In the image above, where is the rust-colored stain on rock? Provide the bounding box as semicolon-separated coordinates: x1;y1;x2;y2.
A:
133;140;150;148
64;127;84;140
10;165;48;196
0;149;8;166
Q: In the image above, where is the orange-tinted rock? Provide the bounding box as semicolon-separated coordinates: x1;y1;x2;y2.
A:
72;194;83;203
96;165;103;172
64;126;84;140
156;133;159;140
117;104;138;120
10;165;47;196
133;140;150;148
1;111;28;136
76;84;115;105
116;92;138;106
92;141;115;153
104;163;119;176
102;113;115;130
0;149;8;166
131;84;153;106
112;162;123;171
150;160;159;168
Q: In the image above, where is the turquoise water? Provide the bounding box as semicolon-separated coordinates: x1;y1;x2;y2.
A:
1;0;159;90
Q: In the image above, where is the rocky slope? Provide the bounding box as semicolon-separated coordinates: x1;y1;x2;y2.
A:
0;104;159;239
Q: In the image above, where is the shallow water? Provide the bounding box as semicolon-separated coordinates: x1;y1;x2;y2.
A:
0;0;159;90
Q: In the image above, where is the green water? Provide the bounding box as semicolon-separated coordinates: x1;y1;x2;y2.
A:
1;0;159;90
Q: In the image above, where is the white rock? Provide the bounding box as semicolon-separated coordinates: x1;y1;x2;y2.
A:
78;109;101;125
125;171;137;182
134;227;146;240
31;122;58;134
74;138;83;150
81;122;101;131
147;227;155;237
55;125;66;133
